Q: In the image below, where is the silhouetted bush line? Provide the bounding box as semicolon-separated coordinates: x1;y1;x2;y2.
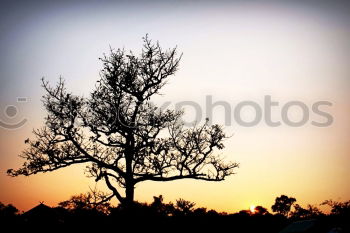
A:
0;195;349;232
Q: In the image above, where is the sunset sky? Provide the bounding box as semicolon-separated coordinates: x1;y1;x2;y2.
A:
1;0;350;213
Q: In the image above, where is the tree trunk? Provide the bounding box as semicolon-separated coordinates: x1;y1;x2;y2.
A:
124;138;135;211
124;149;135;210
125;181;134;206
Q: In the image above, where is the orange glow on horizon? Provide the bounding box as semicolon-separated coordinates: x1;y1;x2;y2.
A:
250;205;256;213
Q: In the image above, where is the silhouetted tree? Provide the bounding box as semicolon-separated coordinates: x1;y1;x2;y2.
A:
254;205;269;216
271;195;296;217
322;200;350;232
290;204;309;219
238;209;251;216
58;188;112;214
322;200;350;217
150;195;164;211
7;35;238;209
175;198;195;216
192;207;207;216
150;195;175;216
0;202;18;217
290;204;323;219
207;209;220;216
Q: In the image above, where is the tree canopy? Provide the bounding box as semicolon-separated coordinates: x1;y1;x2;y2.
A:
8;36;238;207
271;195;296;217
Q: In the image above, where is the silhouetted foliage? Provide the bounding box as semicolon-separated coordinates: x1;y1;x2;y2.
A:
271;195;296;217
192;207;207;216
238;209;251;216
150;195;175;216
290;204;310;219
7;35;238;209
321;200;350;232
207;209;220;216
322;200;350;217
2;195;350;232
254;205;270;216
290;204;323;219
58;188;112;214
174;198;196;216
0;202;18;217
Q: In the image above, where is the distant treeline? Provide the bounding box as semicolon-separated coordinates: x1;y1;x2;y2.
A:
1;193;349;233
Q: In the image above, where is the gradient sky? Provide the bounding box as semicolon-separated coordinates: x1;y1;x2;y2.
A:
1;0;350;213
